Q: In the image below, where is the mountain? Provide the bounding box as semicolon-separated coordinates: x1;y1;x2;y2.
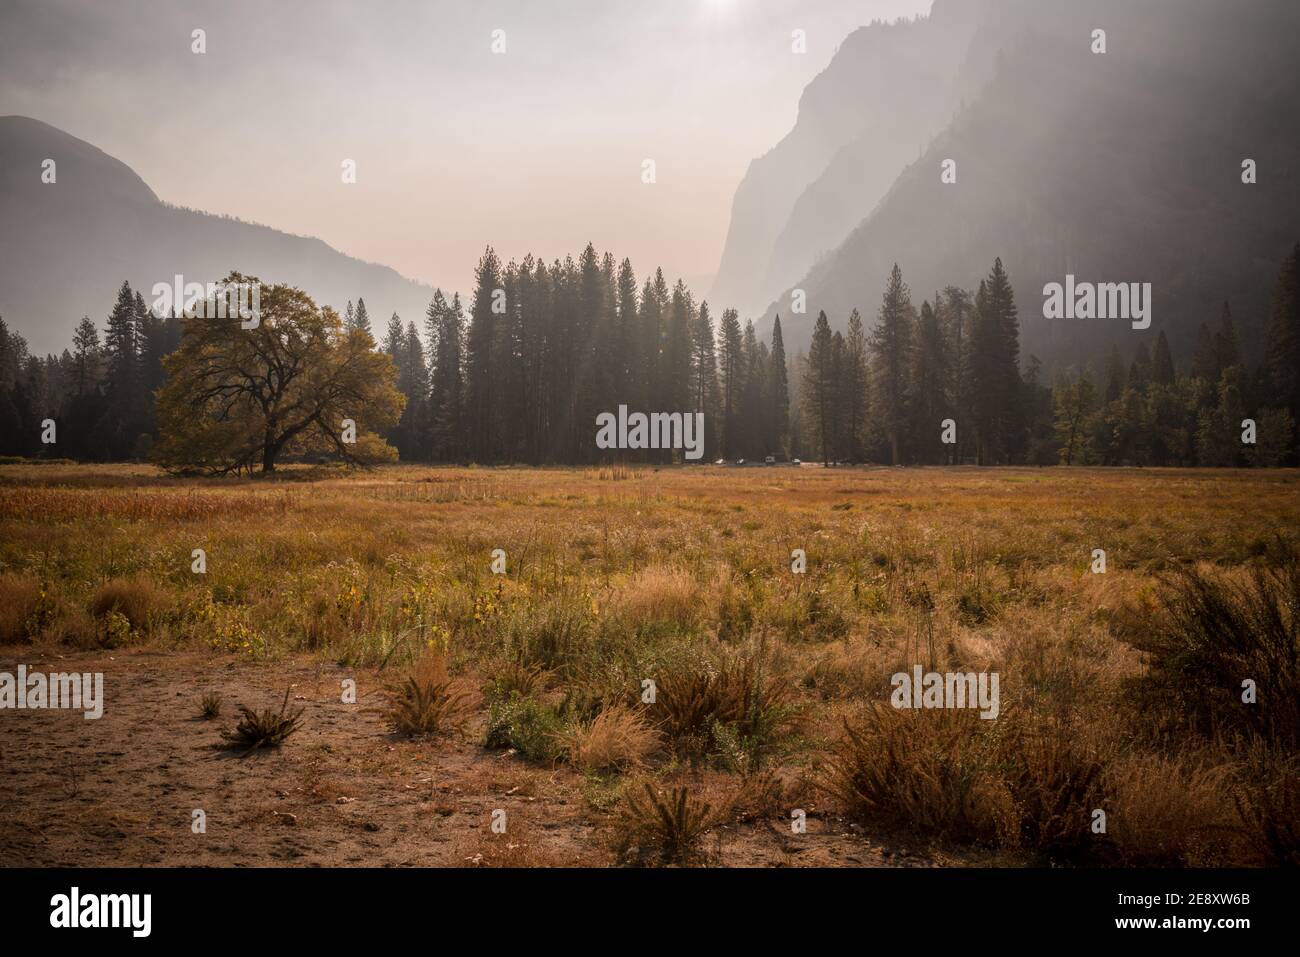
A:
725;0;1299;372
708;0;990;318
0;116;436;356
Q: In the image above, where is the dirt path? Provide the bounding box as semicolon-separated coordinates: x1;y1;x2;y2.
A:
0;648;949;868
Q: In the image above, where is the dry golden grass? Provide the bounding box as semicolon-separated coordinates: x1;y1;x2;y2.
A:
563;705;660;771
1;461;1297;866
611;564;701;632
90;576;167;634
1104;754;1245;866
0;572;41;643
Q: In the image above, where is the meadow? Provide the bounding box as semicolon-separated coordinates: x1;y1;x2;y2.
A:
1;462;1297;867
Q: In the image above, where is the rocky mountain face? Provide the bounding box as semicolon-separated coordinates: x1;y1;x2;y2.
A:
717;0;1299;372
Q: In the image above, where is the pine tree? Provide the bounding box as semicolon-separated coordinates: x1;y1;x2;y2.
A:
1127;342;1153;394
71;317;101;396
495;259;528;461
1103;345;1127;403
941;287;973;463
910;299;951;464
966;281;997;464
767;315;790;458
636;275;662;434
465;247;502;461
384;312;405;359
644;269;670;419
869;264;914;465
1191;322;1218;382
523;258;554;463
397;321;428;460
0;317;32;456
985;257;1024;461
351;297;372;337
841;308;869;461
101;280;145;457
741;320;766;458
427;289;465;462
829;331;847;461
718;307;744;460
802;310;836;467
1151;330;1176;386
689;301;721;460
572;244;607;461
1214;302;1241;373
615;258;640;409
664;281;694;417
104;281;139;401
1196;366;1247;466
1264;243;1300;438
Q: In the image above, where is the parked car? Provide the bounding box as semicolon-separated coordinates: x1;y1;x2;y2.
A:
764;455;775;465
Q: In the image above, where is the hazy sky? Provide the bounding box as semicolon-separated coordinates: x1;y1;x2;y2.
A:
2;0;932;297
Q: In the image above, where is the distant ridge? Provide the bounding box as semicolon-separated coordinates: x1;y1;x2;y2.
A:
0;115;437;355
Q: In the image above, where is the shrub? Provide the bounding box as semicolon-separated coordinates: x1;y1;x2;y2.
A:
563;706;659;772
1114;547;1300;749
91;576;166;635
615;783;716;866
819;706;1012;845
221;688;305;754
0;573;42;643
485;694;564;762
387;653;470;737
777;582;851;642
654;643;797;762
1105;754;1246;866
999;721;1107;860
505;596;594;675
45;601;98;647
1230;740;1300;866
956;580;1003;625
197;691;223;719
485;659;552;702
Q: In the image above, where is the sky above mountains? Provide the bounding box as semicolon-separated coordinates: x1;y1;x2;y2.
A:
0;0;930;299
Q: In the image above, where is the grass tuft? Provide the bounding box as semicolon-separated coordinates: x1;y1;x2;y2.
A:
220;688;305;754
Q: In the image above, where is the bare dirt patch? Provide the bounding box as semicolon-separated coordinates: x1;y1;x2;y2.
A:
0;647;931;868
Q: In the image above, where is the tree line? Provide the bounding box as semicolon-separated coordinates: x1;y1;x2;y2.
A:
1;242;1296;469
794;246;1299;468
380;244;791;465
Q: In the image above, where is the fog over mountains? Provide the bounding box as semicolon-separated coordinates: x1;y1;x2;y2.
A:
0;116;433;357
717;0;1299;371
709;0;987;318
3;0;1297;374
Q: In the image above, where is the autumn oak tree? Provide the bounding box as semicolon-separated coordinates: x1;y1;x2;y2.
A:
154;275;404;474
